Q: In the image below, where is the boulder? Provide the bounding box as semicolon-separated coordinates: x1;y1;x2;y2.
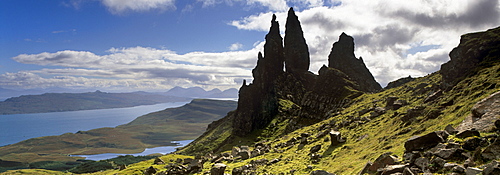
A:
238;149;251;160
310;170;335;175
433;148;465;160
456;129;480;138
380;164;406;175
187;159;203;173
482;138;500;161
463;137;488;151
144;166;157;175
210;163;227;175
445;124;458;135
310;145;322;153
414;157;430;170
457;91;500;132
483;161;500;175
424;90;443;103
386;96;399;110
368;152;399;172
404;132;445;151
329;130;346;146
154;157;165;165
465;167;483;175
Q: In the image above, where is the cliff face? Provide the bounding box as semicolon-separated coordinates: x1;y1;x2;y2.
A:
440;26;500;89
231;8;380;136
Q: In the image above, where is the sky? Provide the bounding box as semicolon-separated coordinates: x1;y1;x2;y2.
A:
1;0;499;92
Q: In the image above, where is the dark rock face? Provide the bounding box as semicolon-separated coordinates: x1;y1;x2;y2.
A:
284;7;310;73
328;33;382;92
232;13;284;136
232;7;376;137
440;26;500;89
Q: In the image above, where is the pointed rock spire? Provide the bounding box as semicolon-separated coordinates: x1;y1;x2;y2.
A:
264;14;285;77
328;33;382;92
284;7;310;73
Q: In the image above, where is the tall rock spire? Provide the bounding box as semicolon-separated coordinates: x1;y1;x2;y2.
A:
328;33;382;92
252;14;285;89
264;14;285;75
284;7;310;73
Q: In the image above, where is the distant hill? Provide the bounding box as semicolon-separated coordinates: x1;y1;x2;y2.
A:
0;99;237;166
163;86;238;98
0;91;191;115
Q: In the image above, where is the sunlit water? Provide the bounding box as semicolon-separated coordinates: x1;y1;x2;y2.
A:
0;101;190;147
71;140;193;161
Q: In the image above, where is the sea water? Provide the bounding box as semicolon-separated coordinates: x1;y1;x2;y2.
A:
0;101;189;147
71;140;193;161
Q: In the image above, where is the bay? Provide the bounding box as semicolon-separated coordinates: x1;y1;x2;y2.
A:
0;101;190;147
72;140;193;161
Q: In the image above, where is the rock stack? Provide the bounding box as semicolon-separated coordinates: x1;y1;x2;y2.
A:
328;33;382;93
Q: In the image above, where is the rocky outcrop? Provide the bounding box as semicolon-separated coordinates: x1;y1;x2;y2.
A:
384;76;415;89
457;91;500;132
232;13;284;136
284;7;310;73
440;26;500;89
328;33;382;93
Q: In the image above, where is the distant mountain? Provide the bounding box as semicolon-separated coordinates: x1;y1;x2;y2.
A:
206;88;238;98
0;91;191;115
164;86;238;98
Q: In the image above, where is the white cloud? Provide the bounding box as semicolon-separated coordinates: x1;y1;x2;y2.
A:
247;0;288;11
6;46;259;91
228;42;244;51
101;0;176;14
229;0;500;86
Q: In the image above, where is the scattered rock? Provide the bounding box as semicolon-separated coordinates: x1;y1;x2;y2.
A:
144;166;157;175
379;164;406;175
368;152;399;172
465;167;483;175
483;160;500;175
456;129;480;138
386;96;399;110
445;124;458;135
482;138;500;161
424;90;443;103
210;163;227;175
329;130;346;146
414;157;430;170
463;137;488;151
310;145;322;153
154;157;165;165
310;170;335;175
457;91;500;132
404;132;445;151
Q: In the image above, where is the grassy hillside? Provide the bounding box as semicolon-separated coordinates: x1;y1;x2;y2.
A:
0;91;190;115
0;99;236;172
62;60;498;175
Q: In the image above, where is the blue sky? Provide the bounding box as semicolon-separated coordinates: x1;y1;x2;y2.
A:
1;0;499;92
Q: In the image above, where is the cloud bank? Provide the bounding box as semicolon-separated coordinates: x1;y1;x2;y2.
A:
4;0;500;92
